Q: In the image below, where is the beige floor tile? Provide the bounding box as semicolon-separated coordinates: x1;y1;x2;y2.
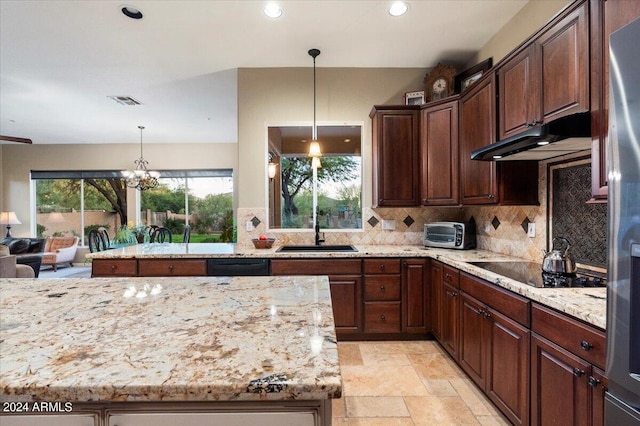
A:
408;352;465;379
357;340;441;355
341;365;429;396
345;396;410;418
449;378;501;416
332;418;414;425
338;343;364;366
404;396;480;425
360;351;411;366
476;414;511;426
421;378;458;396
332;397;346;418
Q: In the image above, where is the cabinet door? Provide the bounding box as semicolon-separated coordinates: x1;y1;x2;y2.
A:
2;415;97;426
441;281;460;361
92;259;137;277
590;0;640;199
498;45;538;140
459;292;487;388
459;73;498;205
590;367;607;426
371;107;420;206
402;259;429;333
430;261;443;340
531;333;591;426
329;275;362;334
420;100;459;206
536;2;589;124
486;307;530;426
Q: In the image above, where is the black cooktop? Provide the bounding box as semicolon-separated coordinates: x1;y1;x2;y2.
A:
468;261;606;288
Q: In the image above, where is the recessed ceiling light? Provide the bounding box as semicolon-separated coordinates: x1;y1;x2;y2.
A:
264;3;282;18
537;141;550;146
344;139;351;143
493;155;503;159
121;5;143;20
389;1;408;17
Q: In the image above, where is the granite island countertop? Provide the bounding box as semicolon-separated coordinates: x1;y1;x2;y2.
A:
0;275;341;403
86;243;606;330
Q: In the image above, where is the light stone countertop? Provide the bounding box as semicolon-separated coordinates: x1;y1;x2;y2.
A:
0;275;341;403
86;243;606;330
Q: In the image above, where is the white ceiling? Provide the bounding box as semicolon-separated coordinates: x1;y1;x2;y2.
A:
0;0;527;145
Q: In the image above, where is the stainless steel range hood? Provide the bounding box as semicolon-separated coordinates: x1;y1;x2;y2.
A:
471;112;592;161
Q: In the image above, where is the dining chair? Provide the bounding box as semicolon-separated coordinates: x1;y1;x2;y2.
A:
150;227;172;243
88;229;108;253
182;225;191;243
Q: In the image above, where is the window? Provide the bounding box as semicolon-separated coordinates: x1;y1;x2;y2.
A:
267;124;362;230
32;169;234;245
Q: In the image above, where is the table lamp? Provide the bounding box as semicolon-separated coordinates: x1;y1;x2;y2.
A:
0;211;21;238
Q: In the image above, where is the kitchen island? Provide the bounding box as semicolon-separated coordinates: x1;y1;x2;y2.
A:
0;275;341;425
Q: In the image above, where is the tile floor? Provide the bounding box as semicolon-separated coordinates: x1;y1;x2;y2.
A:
332;341;510;425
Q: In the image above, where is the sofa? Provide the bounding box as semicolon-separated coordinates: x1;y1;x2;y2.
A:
0;253;36;278
42;236;79;271
0;237;46;277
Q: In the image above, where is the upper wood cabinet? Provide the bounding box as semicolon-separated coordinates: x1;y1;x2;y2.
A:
420;99;459;206
497;1;590;141
589;0;640;200
370;105;420;206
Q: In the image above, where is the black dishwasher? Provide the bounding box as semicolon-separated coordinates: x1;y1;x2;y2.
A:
206;258;270;276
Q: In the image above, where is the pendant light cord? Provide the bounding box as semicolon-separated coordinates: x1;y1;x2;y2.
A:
308;49;320;141
139;125;145;158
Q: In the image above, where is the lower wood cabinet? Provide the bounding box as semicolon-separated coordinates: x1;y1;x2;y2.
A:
402;259;429;333
439;265;461;361
92;259;137;277
138;259;207;276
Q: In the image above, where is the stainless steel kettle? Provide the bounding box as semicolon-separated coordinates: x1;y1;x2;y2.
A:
542;237;577;275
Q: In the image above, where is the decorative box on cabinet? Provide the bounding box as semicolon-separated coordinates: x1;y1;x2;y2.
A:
370;105;420;207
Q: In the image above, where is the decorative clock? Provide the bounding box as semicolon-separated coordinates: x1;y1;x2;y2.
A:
423;63;457;102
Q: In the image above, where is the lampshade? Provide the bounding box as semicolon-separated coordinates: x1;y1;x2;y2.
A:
268;162;278;179
312;156;322;169
0;211;21;225
48;212;65;223
308;141;322;158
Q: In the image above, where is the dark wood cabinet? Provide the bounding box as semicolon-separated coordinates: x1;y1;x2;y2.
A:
498;2;589;141
420;99;459;206
440;265;460;360
459;273;530;426
589;0;640;200
402;258;429;333
370;105;420;206
271;259;362;336
531;303;607;426
430;261;443;341
137;259;207;276
363;259;402;333
459;73;498;205
92;259;137;277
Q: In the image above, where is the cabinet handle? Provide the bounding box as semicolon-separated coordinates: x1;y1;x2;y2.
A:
380;285;386;292
445;273;451;279
110;265;116;271
446;290;458;297
379;264;385;271
588;376;601;387
580;341;593;351
488;194;495;199
168;265;174;272
380;315;386;321
573;368;585;377
476;308;484;316
403;261;408;267
484;311;491;319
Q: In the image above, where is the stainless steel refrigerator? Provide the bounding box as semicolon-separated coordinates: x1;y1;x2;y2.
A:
605;16;640;425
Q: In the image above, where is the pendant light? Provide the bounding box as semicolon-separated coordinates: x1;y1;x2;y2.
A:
122;126;160;191
308;48;322;164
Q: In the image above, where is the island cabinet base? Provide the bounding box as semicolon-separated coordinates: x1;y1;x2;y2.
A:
1;400;331;426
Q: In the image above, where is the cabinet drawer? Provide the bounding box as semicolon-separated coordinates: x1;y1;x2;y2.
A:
532;303;606;369
364;276;401;301
364;302;401;333
92;259;137;277
363;259;401;274
443;265;460;287
460;272;530;327
138;260;207;276
271;259;361;275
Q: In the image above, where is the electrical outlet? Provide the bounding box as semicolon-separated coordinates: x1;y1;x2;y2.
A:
527;223;536;237
381;219;396;230
246;221;254;231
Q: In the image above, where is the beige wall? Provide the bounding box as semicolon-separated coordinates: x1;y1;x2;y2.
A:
467;0;572;67
1;142;237;237
237;67;427;209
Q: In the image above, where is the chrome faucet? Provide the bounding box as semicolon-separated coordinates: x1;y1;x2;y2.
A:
315;212;325;246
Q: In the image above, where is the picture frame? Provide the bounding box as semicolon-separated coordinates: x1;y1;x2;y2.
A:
404;90;425;105
454;58;493;94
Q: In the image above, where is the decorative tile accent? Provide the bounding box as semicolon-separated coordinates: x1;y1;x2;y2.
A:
251;216;261;228
367;216;379;228
521;217;530;234
491;216;501;230
403;215;415;228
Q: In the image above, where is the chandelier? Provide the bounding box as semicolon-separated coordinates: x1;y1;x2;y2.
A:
122;125;160;190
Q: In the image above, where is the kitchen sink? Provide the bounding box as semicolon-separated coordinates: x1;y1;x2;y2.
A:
276;245;358;252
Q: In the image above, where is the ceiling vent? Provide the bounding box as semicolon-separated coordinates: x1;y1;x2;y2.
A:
108;96;142;106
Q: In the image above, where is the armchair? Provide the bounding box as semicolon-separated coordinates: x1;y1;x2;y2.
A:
0;254;36;278
0;237;46;277
42;236;79;271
